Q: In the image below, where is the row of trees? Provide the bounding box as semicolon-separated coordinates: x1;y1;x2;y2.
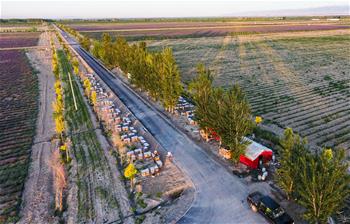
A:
82;78;97;106
276;128;349;223
50;37;67;213
58;25;183;112
189;64;253;162
51;40;65;139
91;33;183;112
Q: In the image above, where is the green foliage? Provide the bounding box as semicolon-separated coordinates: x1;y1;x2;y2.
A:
189;63;214;131
275;128;350;223
275;128;307;200
160;48;183;112
89;33;183;110
80;36;91;51
210;86;253;162
189;64;253;162
298;149;349;223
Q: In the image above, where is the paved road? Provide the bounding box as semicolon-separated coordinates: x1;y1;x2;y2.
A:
58;28;266;224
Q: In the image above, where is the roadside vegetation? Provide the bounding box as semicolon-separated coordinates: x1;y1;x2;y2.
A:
189;64;253;162
56;44;124;222
92;33;183;112
59;24;183;113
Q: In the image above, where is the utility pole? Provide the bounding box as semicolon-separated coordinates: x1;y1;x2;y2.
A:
68;72;78;110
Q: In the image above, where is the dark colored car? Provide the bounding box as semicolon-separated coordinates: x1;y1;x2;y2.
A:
247;191;294;224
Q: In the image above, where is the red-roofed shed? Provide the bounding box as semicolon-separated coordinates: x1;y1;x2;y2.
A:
239;138;273;169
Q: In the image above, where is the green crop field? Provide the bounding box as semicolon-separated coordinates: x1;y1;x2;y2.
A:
146;32;350;151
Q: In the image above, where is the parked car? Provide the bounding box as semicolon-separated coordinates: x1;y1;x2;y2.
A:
247;191;294;224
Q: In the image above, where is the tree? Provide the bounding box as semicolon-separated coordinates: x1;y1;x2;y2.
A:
59;142;70;162
209;85;253;162
297;148;349;223
124;163;137;189
92;40;103;59
160;48;183;113
189;63;214;139
83;78;91;96
101;33;113;67
80;36;91;51
147;52;164;100
54;115;65;139
275;128;307;200
255;116;262;124
52;100;63;117
91;91;97;106
52;51;59;79
72;57;79;75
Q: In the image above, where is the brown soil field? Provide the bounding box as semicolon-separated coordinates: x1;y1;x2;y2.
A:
0;33;40;48
70;21;350;40
0;49;39;222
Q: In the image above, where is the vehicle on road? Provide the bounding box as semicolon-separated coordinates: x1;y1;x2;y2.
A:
247;192;294;224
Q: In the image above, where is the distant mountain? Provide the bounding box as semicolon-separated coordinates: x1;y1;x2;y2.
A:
227;5;350;17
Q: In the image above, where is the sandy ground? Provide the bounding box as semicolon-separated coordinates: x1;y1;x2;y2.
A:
19;31;58;223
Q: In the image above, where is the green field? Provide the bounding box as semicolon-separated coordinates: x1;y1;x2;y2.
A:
58;50;121;222
146;33;350;151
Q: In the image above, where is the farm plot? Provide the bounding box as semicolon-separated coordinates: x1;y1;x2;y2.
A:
0;50;39;222
70;21;350;41
0;32;40;48
57;50;126;223
147;33;350;151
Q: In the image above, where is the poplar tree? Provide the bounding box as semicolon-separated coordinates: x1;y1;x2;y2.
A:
189;63;214;139
275;128;307;200
101;33;113;67
209;86;253;162
80;36;91;51
72;57;79;75
160;48;182;113
298;148;349;223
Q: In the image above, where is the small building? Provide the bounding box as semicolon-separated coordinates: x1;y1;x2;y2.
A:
239;139;273;169
218;138;273;169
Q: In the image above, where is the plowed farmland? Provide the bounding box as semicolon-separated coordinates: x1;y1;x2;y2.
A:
70;21;350;41
0;50;39;222
147;31;350;151
0;33;40;48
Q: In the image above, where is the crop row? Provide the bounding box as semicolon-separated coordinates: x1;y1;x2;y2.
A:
147;34;350;150
0;32;40;48
0;50;38;222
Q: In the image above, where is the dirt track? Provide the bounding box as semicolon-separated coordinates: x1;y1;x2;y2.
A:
19;31;58;224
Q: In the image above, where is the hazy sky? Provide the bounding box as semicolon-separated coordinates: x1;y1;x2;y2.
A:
1;0;349;19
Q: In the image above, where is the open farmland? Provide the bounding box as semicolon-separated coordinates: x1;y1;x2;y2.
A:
146;31;350;152
69;21;350;41
0;49;39;222
0;32;40;48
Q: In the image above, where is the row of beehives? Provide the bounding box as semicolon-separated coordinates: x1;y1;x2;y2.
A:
84;73;164;177
175;96;196;125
